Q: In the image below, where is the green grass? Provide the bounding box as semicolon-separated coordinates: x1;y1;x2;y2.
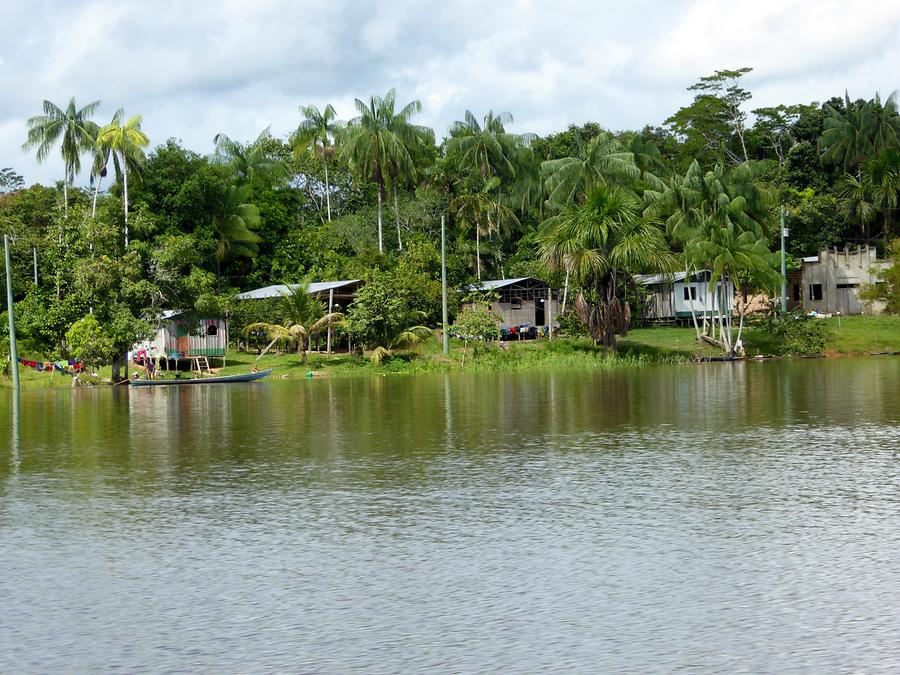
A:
5;316;899;388
818;315;900;354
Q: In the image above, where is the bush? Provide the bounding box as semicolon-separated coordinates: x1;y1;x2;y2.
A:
759;311;831;355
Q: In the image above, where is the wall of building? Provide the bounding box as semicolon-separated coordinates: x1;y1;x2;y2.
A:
801;246;883;315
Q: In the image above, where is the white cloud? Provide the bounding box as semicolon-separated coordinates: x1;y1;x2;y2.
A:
2;0;898;186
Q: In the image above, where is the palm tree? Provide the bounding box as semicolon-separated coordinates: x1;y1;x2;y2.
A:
539;185;677;352
211;183;261;290
341;89;429;252
836;173;877;240
96;110;150;246
447;110;518;181
245;281;343;363
291;104;343;222
542;132;641;211
817;92;900;174
22;97;100;215
861;147;900;236
213;128;285;185
644;160;777;351
451;176;520;280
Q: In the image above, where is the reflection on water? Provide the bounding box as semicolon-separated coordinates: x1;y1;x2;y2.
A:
1;359;899;672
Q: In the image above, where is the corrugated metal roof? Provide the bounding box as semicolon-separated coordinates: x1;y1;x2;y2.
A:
464;277;542;291
234;280;362;300
634;272;687;285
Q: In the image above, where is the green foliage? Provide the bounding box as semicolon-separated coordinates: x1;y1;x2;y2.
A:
858;239;900;314
345;268;433;352
454;304;501;341
758;310;831;355
65;314;116;365
0;168;24;193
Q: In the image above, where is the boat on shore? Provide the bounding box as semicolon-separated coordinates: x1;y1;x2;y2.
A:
130;369;272;387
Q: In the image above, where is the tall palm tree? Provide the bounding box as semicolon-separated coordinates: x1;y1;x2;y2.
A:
213;128;285;185
22;97;100;215
341;89;429;252
451;176;520;280
539;185;677;352
96;110;150;246
245;281;343;363
291;104;343;222
644;160;777;351
447;110;518;181
861;147;900;235
211;183;261;290
542;132;641;211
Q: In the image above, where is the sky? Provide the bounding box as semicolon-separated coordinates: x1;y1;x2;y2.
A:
3;0;900;186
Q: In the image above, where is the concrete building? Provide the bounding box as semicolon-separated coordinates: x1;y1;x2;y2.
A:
799;246;884;315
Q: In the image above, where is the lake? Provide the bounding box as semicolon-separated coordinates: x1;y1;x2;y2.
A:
1;359;898;673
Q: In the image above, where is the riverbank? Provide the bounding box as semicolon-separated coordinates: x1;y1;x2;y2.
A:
5;316;899;387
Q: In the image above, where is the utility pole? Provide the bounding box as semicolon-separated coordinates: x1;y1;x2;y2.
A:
4;234;20;389
441;214;449;355
780;204;788;314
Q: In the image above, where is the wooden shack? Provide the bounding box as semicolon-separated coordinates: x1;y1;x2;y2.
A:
462;278;560;335
133;311;228;366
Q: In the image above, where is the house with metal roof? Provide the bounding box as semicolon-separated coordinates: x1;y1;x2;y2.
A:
634;271;733;323
233;279;364;304
462;278;560;336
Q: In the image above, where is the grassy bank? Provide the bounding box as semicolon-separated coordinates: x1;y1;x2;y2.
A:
5;316;899;388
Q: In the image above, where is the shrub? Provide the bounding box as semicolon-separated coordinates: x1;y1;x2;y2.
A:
759;310;831;355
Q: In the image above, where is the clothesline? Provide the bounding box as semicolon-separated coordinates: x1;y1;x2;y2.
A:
17;358;84;375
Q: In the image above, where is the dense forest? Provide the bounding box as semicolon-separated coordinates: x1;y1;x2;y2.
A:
2;68;899;370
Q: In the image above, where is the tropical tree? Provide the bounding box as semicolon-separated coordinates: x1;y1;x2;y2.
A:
211;183;261;290
344;269;434;363
818;92;900;174
645;160;777;352
22;97;100;215
291;104;343;222
542;132;641;211
341;89;429;252
244;281;342;363
213;128;285;185
451;176;520;279
96;110;150;246
447;110;518;181
539;184;677;352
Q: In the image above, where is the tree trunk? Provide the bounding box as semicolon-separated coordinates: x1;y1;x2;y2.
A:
324;160;332;222
561;269;570;315
62;174;69;218
686;268;701;342
123;152;130;248
91;174;103;219
376;183;383;253
475;226;481;281
394;186;402;251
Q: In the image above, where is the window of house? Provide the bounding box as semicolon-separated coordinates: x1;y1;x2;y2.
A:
809;284;823;300
836;283;858;289
510;296;523;310
793;284;801;301
207;324;218;336
682;286;697;301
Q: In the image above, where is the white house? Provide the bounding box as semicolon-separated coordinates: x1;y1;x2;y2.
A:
634;271;734;323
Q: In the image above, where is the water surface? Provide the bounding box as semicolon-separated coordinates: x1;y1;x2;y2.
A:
2;359;898;673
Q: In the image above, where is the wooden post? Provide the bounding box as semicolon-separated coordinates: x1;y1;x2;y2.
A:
327;288;334;355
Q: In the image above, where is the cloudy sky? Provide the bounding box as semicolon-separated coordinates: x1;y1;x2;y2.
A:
3;0;900;185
